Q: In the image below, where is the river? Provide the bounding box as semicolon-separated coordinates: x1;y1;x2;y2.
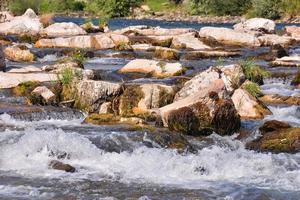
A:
0;18;300;200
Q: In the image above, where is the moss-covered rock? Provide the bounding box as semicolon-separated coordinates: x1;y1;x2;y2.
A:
119;85;144;117
247;120;300;153
12;81;40;97
83;113;120;125
154;47;180;60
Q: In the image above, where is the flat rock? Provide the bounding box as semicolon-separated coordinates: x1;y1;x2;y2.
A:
7;66;42;73
270;56;300;67
41;22;87;37
171;32;211;50
258;34;295;47
199;27;261;47
119;59;184;78
285;26;300;41
183;50;240;59
234;18;276;34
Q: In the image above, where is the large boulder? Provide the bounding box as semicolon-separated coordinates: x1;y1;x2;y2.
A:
119;84;176;117
3;45;34;62
171;32;211;50
158;79;240;136
41;22;87;37
234;18;276;34
0;46;5;71
119;59;184;78
231;88;271;119
62;80;122;112
175;64;244;101
285;26;300;40
199;27;261;47
0;9;42;35
247;120;300;153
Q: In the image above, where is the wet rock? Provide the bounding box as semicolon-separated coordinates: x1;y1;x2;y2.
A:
119;84;176;117
49;160;75;173
99;102;113;114
259;94;300;106
0;9;42;35
175;64;244;101
0;11;14;23
159;79;240;136
247;121;300;153
153;47;180;60
119;59;184;78
285;26;300;40
270;56;300;67
171;32;211;50
41;22;87;37
183;50;240;60
3;45;34;62
31;86;56;104
0;46;5;72
234;18;276;34
199;27;261;47
83;113;120;125
0;72;57;89
231;88;271;119
63;80;122;112
258;34;295;47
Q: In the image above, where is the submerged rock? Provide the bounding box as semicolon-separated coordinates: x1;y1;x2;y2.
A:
231;88;271;119
234;18;276;34
119;59;184;78
199;27;261;47
247;120;300;153
41;22;87;37
49;160;75;173
4;45;34;62
159;79;240;136
175;64;244;101
0;46;5;71
0;9;42;35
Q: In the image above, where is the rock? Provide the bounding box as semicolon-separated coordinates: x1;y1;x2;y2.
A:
108;33;130;46
119;84;175;117
119;59;184;78
31;86;56;104
81;22;101;33
49;160;75;173
175;64;244;101
247;121;300;153
0;9;42;35
0;72;57;89
35;35;116;50
39;14;54;27
7;66;42;73
231;88;271;119
259;44;288;61
120;117;145;125
285;26;300;40
0;11;14;23
3;46;34;62
259;94;300;106
270;56;300;67
42;61;82;72
41;22;87;37
153;47;180;60
131;43;154;51
183;50;240;60
128;35;173;47
84;113;119;125
171;32;211;50
115;26;194;36
159;79;240;136
63;80;122;113
259;120;291;134
199;27;261;47
291;70;300;87
0;46;5;71
99;102;113;114
258;34;295;47
234;18;276;34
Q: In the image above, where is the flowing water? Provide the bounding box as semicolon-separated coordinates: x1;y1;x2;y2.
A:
1;18;300;200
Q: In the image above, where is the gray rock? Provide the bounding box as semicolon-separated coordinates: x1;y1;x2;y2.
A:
0;46;5;72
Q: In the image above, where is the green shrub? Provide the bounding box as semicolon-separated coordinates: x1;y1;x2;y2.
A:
243;82;261;97
58;68;75;86
247;0;281;19
71;49;87;63
280;0;300;17
240;59;270;84
9;0;40;15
